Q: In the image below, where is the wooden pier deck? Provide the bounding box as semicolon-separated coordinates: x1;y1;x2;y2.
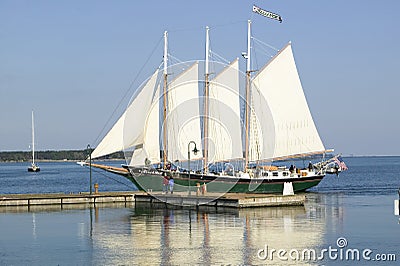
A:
0;191;140;208
136;192;305;208
0;191;305;209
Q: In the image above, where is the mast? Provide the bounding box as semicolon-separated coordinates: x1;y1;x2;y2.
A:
244;20;251;171
31;110;35;165
163;31;168;168
203;26;210;173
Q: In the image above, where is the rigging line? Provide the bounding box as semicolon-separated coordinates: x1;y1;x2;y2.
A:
252;37;279;52
168;25;203;33
91;167;137;190
250;9;256;22
209;51;230;65
91;35;164;148
252;42;275;65
168;54;184;65
207;20;248;29
168;20;247;33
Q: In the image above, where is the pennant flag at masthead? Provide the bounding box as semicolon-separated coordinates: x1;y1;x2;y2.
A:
252;5;282;23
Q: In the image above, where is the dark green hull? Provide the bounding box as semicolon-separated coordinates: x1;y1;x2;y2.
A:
125;169;323;194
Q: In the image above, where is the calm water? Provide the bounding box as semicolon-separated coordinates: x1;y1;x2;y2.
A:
0;157;399;265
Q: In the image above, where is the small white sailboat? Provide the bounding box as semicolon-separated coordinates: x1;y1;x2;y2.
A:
28;111;40;172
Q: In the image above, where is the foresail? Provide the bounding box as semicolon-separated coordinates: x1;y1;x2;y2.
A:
91;69;160;159
208;59;243;161
250;43;325;160
90;111;126;160
166;62;203;161
130;84;161;166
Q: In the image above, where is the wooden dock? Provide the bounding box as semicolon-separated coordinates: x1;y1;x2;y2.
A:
0;191;305;210
136;192;305;208
0;191;140;208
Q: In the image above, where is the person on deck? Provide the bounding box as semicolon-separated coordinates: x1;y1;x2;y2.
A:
162;175;169;194
308;162;313;171
169;177;174;194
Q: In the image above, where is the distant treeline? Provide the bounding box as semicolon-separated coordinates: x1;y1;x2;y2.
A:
0;150;124;162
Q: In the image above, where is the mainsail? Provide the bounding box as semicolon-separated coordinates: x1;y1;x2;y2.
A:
250;43;325;160
91;69;160;159
208;59;243;162
166;62;203;161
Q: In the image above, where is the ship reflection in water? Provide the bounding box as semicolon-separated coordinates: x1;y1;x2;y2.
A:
88;193;343;265
0;194;344;265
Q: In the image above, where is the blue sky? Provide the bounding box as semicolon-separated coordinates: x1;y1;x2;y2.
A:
1;0;399;156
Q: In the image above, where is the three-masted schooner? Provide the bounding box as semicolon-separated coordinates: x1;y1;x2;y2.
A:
82;21;342;194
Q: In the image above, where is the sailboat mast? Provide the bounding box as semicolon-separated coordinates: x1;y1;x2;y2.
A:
31;110;35;165
163;31;168;168
244;20;251;171
203;26;210;173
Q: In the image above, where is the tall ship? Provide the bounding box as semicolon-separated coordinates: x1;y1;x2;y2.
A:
82;20;345;194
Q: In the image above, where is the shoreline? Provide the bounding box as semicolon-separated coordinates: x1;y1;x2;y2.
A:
0;150;124;163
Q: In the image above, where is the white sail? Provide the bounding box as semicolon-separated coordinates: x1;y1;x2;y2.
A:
248;98;274;161
91;69;160;159
166;62;203;161
208;59;243;161
130;84;161;166
31;110;35;165
250;43;325;160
